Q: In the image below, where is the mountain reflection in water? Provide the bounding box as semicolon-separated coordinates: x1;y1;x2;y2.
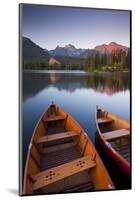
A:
23;71;129;102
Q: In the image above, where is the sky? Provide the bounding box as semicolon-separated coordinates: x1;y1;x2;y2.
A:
21;4;130;50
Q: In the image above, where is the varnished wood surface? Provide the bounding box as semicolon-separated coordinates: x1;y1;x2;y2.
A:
97;118;114;124
39;170;94;194
40;145;81;171
32;156;96;191
23;103;114;195
110;139;130;162
36;131;78;144
42;141;76;154
102;129;130;141
46;123;66;135
96;106;130;169
64;180;94;193
44;115;66;122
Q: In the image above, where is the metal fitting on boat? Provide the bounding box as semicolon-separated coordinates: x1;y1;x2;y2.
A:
105;141;112;148
28;143;32;150
84;132;88;138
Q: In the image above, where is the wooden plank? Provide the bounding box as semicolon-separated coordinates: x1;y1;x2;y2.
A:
102;129;130;141
110;141;129;150
32;156;96;191
97;118;113;124
65;182;94;192
81;140;88;156
30;151;40;168
40;146;81;171
44;115;66;122
42;142;76;154
36;131;78;144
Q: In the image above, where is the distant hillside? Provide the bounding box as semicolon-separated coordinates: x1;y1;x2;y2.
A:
22;37;49;61
22;37;50;69
53;56;85;70
94;42;128;54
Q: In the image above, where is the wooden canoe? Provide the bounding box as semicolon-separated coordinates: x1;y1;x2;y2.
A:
23;102;114;195
95;106;130;178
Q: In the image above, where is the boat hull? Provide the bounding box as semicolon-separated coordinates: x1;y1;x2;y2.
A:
96;106;130;179
22;103;114;195
98;134;130;178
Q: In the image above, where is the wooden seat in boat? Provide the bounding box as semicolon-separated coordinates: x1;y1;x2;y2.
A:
23;103;114;195
36;131;78;145
102;129;130;141
44;115;66;122
97;118;114;124
32;155;96;191
42;141;76;154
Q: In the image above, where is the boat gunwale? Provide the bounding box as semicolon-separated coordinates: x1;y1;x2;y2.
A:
23;103;114;194
23;104;51;194
95;106;130;168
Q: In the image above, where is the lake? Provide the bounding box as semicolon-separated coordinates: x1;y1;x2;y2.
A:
22;70;130;183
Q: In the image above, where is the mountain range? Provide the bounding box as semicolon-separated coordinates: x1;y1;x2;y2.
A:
22;37;50;61
23;36;128;60
95;42;128;55
49;44;86;58
22;36;129;70
48;42;128;58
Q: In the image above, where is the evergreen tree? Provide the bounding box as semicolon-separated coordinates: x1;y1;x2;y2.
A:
95;53;100;69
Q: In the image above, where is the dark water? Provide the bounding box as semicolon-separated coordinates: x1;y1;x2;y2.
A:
22;70;130;188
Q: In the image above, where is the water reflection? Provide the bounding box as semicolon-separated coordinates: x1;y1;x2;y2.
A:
23;72;129;102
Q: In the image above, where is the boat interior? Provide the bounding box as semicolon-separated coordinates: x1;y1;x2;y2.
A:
97;108;130;163
24;104;114;195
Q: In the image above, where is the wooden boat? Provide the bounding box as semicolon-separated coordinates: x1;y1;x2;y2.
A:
96;106;130;178
23;102;114;195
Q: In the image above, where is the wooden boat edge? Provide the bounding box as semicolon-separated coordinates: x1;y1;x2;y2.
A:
23;103;114;194
95;105;130;170
22;104;52;194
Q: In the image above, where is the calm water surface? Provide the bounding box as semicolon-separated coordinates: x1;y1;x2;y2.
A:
22;71;130;176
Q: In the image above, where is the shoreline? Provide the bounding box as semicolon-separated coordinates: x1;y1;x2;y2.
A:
22;69;130;74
